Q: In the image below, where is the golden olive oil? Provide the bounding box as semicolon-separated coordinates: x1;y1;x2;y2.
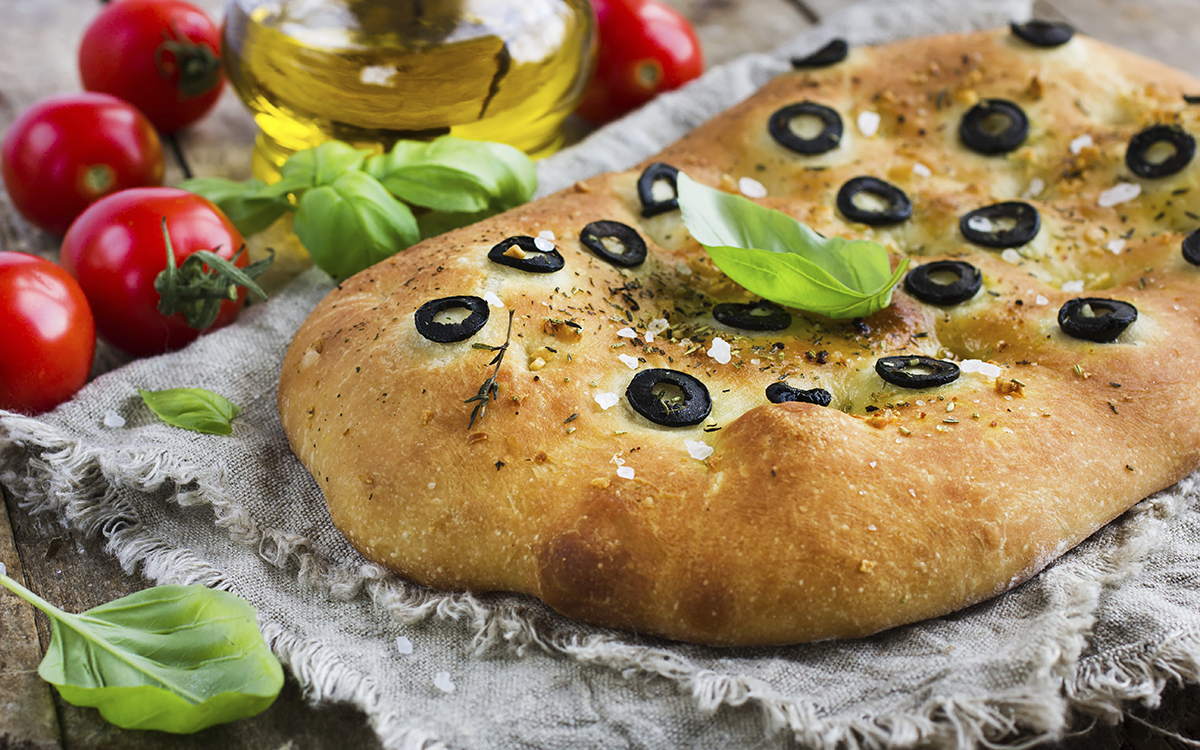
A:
222;0;596;180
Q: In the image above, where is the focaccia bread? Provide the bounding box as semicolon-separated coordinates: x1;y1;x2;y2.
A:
278;24;1200;646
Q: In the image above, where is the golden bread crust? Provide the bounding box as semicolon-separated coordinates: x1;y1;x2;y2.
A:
278;27;1200;645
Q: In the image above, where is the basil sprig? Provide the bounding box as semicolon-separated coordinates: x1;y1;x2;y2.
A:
182;136;537;280
676;173;909;319
138;387;241;435
0;570;283;734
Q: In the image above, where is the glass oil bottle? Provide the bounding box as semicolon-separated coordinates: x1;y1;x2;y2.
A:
222;0;596;181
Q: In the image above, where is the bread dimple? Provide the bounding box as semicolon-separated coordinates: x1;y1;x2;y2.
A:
278;27;1200;645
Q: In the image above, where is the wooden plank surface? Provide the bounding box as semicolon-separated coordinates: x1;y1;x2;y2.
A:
0;496;60;750
666;0;815;66
2;0;1200;748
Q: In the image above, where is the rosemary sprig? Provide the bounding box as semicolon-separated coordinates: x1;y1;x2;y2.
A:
465;310;515;428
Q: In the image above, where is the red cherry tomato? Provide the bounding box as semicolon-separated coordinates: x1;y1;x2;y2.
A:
575;0;704;124
60;187;249;357
1;93;165;236
79;0;225;134
0;252;97;415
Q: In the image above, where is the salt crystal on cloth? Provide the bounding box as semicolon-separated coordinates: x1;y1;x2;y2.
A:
6;1;1200;748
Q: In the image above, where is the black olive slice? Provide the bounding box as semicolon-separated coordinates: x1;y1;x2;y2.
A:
790;38;848;69
959;202;1041;248
1185;94;1200;106
637;162;680;217
960;99;1029;155
766;382;832;406
836;176;912;225
875;356;960;389
712;300;792;331
414;296;490;343
904;261;983;306
1125;124;1196;179
487;236;565;273
1183;228;1200;265
1057;298;1138;343
580;220;648;268
626;369;712;427
768;102;843;156
1010;20;1075;47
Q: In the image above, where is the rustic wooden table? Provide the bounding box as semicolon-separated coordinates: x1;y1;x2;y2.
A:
4;0;1200;748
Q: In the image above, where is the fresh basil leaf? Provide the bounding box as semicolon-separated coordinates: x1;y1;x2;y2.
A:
416;208;494;240
292;170;420;279
676;172;909;319
366;161;493;213
366;136;536;213
178;176;257;206
466;139;537;208
0;572;283;734
180;177;294;237
280;140;371;188
139;387;242;435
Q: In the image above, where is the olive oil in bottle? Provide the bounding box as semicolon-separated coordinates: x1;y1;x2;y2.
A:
222;0;596;180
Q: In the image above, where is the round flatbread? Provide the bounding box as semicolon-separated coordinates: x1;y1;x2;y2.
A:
278;25;1200;646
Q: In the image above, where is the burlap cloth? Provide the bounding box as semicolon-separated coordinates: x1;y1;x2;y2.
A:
7;1;1200;747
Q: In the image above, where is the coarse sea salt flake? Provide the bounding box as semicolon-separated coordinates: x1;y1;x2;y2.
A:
857;111;881;138
1036;295;1049;305
1022;177;1045;199
960;359;1002;378
684;440;714;460
707;337;732;364
616;465;635;480
618;353;639;370
433;672;455;693
912;162;932;177
533;236;556;252
966;215;994;233
1098;182;1141;207
483;291;504;308
395;636;414;654
103;410;126;428
645;319;669;343
1107;239;1126;254
738;177;767;198
595;392;619;410
617;327;637;338
538;230;556;241
1069;134;1093;154
1062;280;1085;293
1001;249;1022;264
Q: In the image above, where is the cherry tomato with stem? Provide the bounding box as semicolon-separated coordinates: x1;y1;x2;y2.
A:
60;187;271;357
1;93;165;235
575;0;704;124
0;252;97;415
79;0;225;134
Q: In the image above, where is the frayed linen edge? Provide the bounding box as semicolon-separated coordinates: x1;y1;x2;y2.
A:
2;412;1197;750
0;414;447;750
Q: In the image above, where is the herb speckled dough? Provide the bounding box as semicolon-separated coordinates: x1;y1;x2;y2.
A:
278;27;1200;646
